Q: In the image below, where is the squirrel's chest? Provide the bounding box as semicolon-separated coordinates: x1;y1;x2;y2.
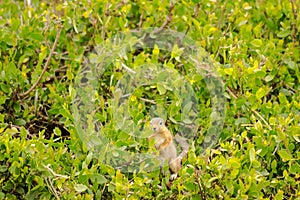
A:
154;134;165;145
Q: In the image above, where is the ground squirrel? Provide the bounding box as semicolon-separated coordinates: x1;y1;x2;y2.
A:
148;117;182;179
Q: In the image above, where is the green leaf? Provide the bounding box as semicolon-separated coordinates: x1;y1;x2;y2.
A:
250;39;262;47
278;93;288;104
74;184;88;193
284;60;296;70
0;83;10;94
90;174;108;184
171;44;184;61
277;149;292;162
0;165;8;172
18;55;29;65
0;96;6;105
15;119;26;126
265;75;274;82
255;87;266;99
249;147;255;163
29;32;44;42
274;190;284;200
235;118;250;126
277;30;290;38
20;126;27;138
13;103;21;113
0;113;4;123
235;97;246;108
290;163;300;175
53;127;61;136
183;118;192;124
271;160;277;171
182;101;193;114
157;84;166;95
152;44;160;55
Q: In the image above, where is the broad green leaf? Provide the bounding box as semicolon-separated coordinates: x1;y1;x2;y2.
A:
235;118;249;126
277;30;290;38
255;87;266;99
0;83;10;94
250;39;262;47
157;84;166;95
0;165;7;172
249;147;255;163
274;190;284;200
271;160;277;171
171;44;184;61
290;163;300;175
152;44;159;55
13;103;21;113
15;119;26;126
277;149;292;162
265;75;274;82
284;60;296;70
182;101;193;114
20;126;27;138
29;32;44;42
53;127;61;136
235;97;246;108
74;184;88;193
91;174;108;184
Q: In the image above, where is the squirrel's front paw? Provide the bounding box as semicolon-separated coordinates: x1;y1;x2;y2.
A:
154;144;160;150
170;173;178;180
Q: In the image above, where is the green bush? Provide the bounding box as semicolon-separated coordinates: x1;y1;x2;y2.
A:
0;0;299;199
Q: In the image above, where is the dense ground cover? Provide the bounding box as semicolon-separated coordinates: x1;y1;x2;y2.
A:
0;0;299;199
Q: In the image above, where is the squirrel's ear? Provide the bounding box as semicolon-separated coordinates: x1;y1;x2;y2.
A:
159;120;163;126
150;119;153;126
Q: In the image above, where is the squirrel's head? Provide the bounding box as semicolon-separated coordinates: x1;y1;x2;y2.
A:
150;117;165;132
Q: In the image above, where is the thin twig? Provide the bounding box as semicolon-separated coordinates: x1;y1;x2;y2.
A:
226;86;272;130
217;0;228;28
152;1;174;35
45;177;60;199
177;122;198;130
196;170;206;200
251;109;272;130
289;0;299;45
226;86;238;99
138;12;144;28
120;93;132;99
139;97;156;104
9;124;35;138
214;23;231;60
284;83;297;94
121;62;136;74
240;124;254;127
115;0;127;10
19;23;62;97
101;183;107;198
42;164;70;179
272;142;281;155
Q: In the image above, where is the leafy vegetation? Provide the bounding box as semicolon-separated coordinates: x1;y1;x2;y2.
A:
0;0;299;199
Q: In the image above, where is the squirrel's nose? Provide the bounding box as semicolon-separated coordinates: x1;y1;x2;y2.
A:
153;127;157;131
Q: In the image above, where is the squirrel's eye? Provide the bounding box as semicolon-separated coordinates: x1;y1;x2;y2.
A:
159;121;163;125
